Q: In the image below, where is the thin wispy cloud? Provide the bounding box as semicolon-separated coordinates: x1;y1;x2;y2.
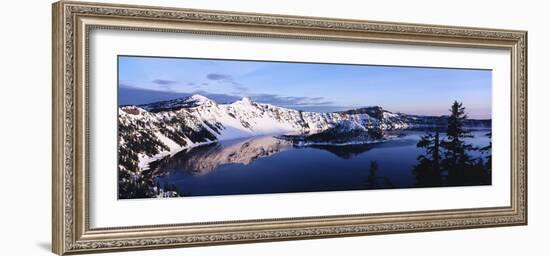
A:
234;86;249;93
152;79;178;85
151;79;211;91
206;73;249;92
206;73;233;81
250;94;333;107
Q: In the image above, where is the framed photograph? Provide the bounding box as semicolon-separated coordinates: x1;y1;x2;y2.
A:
52;1;527;255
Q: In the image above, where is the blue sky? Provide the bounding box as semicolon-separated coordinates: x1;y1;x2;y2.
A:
119;56;492;119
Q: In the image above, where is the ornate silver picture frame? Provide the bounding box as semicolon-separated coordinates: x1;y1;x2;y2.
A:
52;1;527;255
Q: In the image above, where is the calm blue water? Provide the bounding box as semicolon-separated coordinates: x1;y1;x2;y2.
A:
152;129;491;197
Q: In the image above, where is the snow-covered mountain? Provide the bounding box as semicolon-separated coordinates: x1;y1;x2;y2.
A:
139;94;215;112
118;94;491;174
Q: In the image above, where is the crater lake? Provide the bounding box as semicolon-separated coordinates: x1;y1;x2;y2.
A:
149;128;491;197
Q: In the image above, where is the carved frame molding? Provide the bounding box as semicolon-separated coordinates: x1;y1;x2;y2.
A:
52;1;527;255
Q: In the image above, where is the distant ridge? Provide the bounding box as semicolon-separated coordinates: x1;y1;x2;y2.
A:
118;94;491;174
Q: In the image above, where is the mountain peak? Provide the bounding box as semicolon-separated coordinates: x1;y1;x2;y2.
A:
138;94;214;113
185;94;214;105
234;96;253;105
337;106;389;120
187;94;210;102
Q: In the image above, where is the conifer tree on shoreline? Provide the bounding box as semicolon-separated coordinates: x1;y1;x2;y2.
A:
414;101;491;186
413;131;443;186
441;101;476;185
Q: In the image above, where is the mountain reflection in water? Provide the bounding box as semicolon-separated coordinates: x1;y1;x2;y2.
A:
150;135;392;175
151;136;293;175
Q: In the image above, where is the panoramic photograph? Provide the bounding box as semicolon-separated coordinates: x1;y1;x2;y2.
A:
117;56;492;199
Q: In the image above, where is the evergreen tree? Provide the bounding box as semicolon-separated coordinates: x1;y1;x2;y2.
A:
365;161;394;189
441;101;476;185
413;131;443;186
479;132;492;171
472;132;492;185
366;161;379;189
413;101;491;187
